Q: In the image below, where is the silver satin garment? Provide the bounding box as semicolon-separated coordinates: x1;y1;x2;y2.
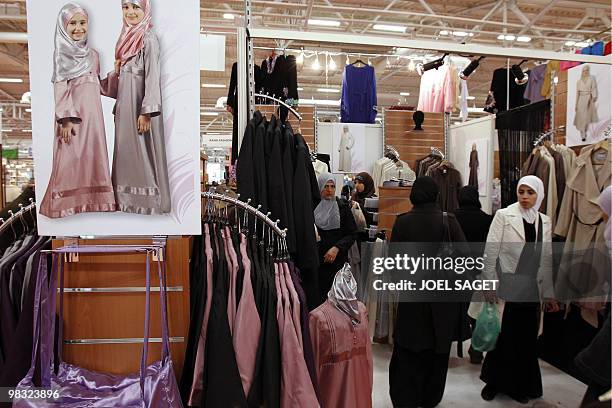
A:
112;31;171;214
328;263;361;323
122;0;144;6
52;3;94;83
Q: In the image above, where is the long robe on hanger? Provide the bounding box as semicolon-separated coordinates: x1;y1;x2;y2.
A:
265;117;289;242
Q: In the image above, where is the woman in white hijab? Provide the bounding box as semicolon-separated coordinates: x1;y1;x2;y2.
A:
314;173;358;307
40;3;116;218
479;175;558;404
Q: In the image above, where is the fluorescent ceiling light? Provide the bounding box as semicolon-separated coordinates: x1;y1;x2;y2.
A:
1;129;13;132
373;24;406;33
298;99;341;107
297;87;304;91
400;92;411;96
222;13;235;20
468;33;474;37
517;36;531;43
439;30;449;36
497;34;516;41
317;88;340;93
201;112;220;116
23;129;32;132
575;41;589;47
202;83;226;88
466;96;476;100
0;78;22;83
564;40;576;46
25;108;31;112
308;19;340;27
452;31;468;37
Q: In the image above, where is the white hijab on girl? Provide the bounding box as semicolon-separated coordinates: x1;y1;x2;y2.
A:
516;175;545;224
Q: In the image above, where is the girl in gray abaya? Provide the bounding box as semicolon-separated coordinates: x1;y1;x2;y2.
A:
110;0;171;214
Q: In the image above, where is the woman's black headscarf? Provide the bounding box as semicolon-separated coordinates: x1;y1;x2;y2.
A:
353;172;376;201
410;176;439;205
458;186;482;209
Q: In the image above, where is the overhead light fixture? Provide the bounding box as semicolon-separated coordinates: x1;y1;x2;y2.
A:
564;40;576;47
308;19;340;27
400;92;411;96
201;112;220;116
317;88;340;93
468;33;474;37
23;129;32;132
511;64;529;85
202;83;226;88
25;108;31;113
311;53;321;70
517;36;531;43
328;55;337;71
416;53;448;76
459;56;484;80
575;41;589;47
407;59;416;71
0;78;22;83
1;129;13;132
439;30;449;36
452;31;468;37
466;96;476;100
297;87;304;91
222;13;235;20
296;50;304;65
497;34;516;41
373;24;407;33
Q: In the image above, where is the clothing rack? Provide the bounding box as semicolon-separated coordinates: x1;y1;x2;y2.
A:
533;126;566;146
0;198;36;235
202;191;287;239
255;93;302;122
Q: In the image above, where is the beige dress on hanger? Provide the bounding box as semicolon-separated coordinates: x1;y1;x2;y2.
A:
338;131;355;172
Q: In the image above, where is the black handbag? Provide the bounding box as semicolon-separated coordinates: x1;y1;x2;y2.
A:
497;215;543;302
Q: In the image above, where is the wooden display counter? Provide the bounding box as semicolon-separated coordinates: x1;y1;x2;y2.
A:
377;186;413;239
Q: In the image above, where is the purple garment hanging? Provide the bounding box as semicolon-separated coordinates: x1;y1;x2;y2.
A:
341;64;377;124
13;246;183;407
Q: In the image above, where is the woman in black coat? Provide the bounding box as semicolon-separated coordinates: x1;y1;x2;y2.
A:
453;186;493;364
314;173;357;307
389;176;471;408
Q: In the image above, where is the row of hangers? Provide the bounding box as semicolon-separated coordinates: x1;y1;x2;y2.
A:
202;191;290;260
0;199;37;239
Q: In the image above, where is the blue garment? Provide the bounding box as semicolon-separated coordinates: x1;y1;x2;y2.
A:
341;64;377;124
581;41;604;56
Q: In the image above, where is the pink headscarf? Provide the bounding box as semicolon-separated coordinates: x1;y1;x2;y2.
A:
115;0;153;65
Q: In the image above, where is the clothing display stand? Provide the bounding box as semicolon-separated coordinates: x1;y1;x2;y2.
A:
51;235;191;377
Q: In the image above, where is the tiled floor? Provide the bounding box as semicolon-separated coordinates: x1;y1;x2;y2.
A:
372;344;587;408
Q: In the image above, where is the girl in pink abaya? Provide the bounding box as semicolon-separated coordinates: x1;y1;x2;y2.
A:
40;3;117;218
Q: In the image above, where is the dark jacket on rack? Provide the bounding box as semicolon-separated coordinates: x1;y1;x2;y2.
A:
237;111;261;205
488;68;527;112
204;224;248;407
431;166;462;213
260;55;299;101
228;62;262;164
265;116;289;240
281;123;297;253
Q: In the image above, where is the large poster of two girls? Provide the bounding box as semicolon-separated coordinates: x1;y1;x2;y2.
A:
26;0;201;235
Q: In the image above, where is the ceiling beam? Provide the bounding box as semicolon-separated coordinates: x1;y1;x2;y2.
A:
360;0;400;34
508;1;545;37
416;0;448;28
470;1;503;40
0;45;27;69
0;86;16;100
303;0;314;29
517;0;560;36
